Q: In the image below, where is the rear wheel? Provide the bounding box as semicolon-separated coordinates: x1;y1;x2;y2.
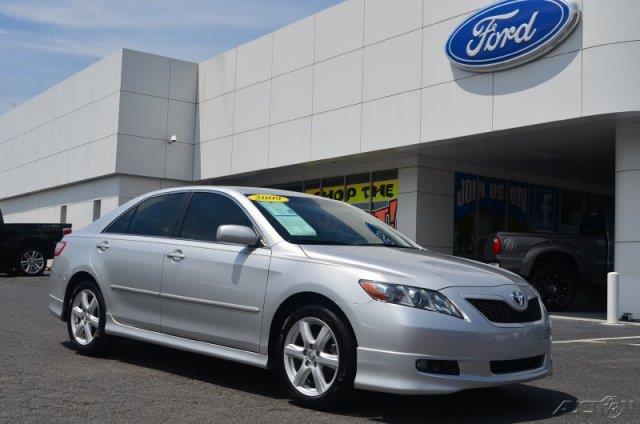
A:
530;262;577;312
16;247;46;276
276;305;356;408
66;280;115;355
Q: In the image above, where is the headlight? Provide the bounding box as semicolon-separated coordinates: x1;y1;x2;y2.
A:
359;280;463;319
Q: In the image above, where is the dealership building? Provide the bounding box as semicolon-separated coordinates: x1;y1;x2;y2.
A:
0;0;639;316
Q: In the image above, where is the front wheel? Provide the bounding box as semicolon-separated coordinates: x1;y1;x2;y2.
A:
66;281;115;355
530;262;577;312
276;305;356;408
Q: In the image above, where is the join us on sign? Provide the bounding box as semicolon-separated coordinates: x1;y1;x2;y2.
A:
446;0;581;72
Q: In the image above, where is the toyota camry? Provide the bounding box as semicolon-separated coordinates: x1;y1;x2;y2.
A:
49;186;552;407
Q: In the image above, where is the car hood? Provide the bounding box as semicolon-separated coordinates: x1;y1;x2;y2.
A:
299;245;528;290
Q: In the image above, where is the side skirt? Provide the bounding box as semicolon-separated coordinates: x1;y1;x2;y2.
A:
105;314;269;369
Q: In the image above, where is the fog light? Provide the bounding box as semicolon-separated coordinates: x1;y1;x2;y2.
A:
416;359;460;375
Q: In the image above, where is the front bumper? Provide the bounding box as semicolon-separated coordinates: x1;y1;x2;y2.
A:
349;285;552;395
355;346;552;395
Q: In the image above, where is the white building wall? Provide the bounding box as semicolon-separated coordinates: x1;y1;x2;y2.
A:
0;49;197;229
116;50;197;182
195;0;640;183
398;167;454;253
0;51;122;200
0;177;120;227
615;123;640;319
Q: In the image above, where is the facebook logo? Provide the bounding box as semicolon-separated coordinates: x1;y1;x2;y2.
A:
533;189;558;231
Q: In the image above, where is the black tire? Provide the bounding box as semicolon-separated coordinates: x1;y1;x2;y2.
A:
66;280;115;356
530;262;577;312
275;304;356;409
15;246;46;276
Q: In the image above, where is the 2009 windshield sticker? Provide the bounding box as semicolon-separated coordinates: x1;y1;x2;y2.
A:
258;202;317;237
248;194;289;203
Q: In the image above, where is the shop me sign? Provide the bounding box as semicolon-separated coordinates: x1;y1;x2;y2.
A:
446;0;581;72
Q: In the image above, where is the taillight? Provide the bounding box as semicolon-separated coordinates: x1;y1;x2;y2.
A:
63;228;72;236
491;237;502;255
54;241;67;257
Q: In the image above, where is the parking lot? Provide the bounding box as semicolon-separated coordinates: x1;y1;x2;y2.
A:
1;274;639;423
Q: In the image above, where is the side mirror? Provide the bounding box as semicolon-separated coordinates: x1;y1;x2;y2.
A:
216;225;260;246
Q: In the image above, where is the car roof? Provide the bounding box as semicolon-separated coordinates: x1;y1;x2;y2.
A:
150;185;318;199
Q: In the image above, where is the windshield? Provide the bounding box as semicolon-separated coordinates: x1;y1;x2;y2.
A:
247;194;415;248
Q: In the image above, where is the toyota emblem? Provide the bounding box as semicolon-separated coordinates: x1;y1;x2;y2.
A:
511;290;527;308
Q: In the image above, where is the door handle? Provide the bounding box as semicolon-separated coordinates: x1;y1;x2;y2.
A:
96;241;110;251
166;250;186;261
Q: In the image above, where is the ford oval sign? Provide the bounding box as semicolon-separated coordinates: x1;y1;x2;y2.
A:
446;0;581;72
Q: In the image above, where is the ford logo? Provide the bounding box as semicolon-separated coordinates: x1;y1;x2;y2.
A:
445;0;581;72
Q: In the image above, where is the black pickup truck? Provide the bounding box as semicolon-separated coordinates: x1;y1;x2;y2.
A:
480;211;613;311
0;209;72;276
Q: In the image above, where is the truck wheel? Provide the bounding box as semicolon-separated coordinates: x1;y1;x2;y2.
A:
530;262;577;312
16;247;46;276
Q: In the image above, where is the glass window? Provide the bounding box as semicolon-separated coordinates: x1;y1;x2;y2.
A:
507;181;531;232
507;181;559;233
585;193;609;215
267;181;303;192
371;170;398;228
303;171;399;228
304;179;321;197
127;193;188;237
104;207;136;234
179;192;252;242
560;189;584;234
320;176;346;201
248;195;414;248
454;173;478;258
345;173;371;212
477;176;506;249
530;187;559;232
579;211;607;236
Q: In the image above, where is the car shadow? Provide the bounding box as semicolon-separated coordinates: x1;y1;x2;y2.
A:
61;338;576;422
0;272;49;279
341;385;576;423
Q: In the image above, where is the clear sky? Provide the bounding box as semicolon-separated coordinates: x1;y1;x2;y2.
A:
0;0;343;114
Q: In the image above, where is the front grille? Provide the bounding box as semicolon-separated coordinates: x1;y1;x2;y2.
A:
466;297;542;324
491;355;545;374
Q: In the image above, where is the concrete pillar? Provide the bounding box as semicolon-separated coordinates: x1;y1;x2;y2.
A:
615;123;640;320
397;167;454;254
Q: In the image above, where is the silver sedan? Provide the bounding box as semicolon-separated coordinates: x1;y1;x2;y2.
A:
49;187;552;407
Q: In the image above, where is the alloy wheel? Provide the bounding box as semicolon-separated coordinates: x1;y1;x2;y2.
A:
20;250;45;275
283;317;340;397
70;289;100;346
536;270;570;309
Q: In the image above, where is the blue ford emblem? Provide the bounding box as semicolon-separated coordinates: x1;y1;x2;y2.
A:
446;0;581;72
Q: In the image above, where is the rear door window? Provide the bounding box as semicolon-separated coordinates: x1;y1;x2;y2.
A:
126;193;188;238
104;207;136;234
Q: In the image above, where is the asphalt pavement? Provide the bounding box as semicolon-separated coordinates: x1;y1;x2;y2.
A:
1;274;639;423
